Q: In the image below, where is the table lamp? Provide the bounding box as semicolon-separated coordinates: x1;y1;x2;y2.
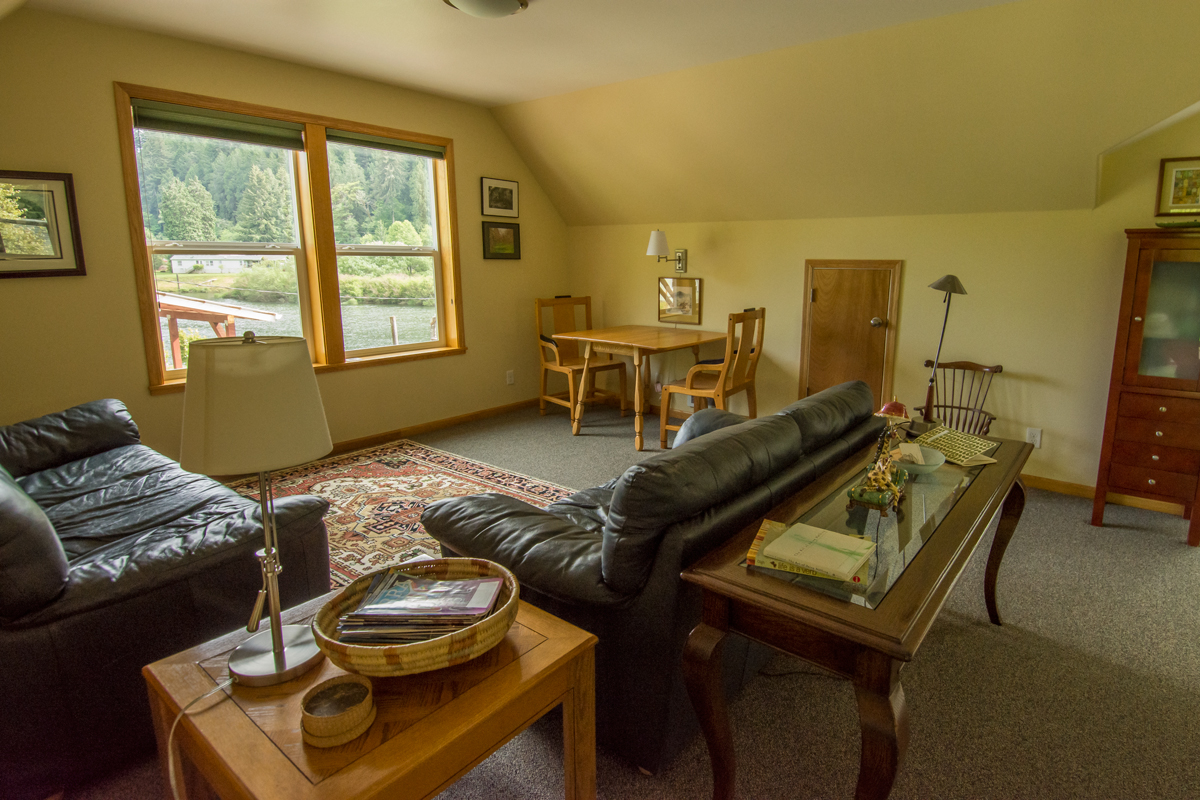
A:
181;333;332;686
921;274;968;426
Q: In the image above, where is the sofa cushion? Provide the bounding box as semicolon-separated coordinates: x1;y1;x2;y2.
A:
0;399;139;479
775;380;875;454
0;466;68;619
602;414;802;594
672;408;745;447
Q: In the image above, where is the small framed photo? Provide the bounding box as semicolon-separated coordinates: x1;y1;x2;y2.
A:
658;276;702;325
1156;157;1200;217
481;177;518;218
0;170;86;278
482;221;521;259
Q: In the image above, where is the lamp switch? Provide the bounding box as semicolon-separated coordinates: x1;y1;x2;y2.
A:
506;370;514;385
1026;427;1041;448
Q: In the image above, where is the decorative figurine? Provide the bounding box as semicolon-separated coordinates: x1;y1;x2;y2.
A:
847;397;910;516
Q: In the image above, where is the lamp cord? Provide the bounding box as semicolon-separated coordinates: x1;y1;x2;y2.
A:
166;678;234;800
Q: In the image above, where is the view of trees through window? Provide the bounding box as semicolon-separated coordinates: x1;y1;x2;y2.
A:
134;129;441;368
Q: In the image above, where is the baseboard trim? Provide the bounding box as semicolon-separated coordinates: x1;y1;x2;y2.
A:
1020;473;1185;517
330;398;540;456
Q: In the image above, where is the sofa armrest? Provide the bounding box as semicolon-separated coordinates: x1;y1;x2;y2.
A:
0;400;140;479
422;494;630;607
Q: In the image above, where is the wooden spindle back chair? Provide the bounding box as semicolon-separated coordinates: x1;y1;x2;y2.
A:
918;359;1003;435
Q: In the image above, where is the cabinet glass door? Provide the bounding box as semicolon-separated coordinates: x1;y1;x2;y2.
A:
1126;249;1200;391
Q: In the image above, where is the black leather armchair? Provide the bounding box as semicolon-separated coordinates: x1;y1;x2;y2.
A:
0;399;331;800
422;381;883;773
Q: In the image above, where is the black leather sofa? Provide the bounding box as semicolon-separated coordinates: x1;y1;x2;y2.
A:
0;399;332;800
422;380;884;773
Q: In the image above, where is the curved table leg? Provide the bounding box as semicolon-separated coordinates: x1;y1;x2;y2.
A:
572;343;593;436
985;477;1027;626
853;654;908;800
683;621;735;800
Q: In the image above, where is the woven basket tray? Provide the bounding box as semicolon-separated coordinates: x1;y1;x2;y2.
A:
312;558;519;678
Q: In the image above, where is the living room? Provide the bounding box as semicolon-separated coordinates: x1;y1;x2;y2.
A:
3;1;1200;798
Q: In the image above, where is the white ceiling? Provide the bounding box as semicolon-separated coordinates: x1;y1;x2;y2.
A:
20;0;1017;107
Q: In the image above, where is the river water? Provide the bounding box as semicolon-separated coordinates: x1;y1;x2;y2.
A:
161;302;437;364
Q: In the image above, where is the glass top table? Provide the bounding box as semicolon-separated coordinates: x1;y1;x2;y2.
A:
742;461;983;607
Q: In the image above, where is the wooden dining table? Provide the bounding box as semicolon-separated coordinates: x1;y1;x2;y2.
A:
553;324;726;450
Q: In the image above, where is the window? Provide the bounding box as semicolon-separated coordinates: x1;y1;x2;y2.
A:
115;85;463;390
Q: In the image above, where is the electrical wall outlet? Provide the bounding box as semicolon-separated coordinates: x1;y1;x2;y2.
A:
1026;427;1042;448
655;381;663;393
687;396;695;408
505;370;514;385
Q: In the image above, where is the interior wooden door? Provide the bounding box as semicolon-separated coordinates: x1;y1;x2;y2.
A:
799;259;902;405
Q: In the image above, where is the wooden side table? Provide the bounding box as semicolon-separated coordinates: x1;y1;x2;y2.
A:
143;595;597;800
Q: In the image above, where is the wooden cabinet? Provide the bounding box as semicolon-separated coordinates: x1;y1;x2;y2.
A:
1093;229;1200;545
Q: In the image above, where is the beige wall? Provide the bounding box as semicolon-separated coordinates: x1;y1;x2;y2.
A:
566;112;1200;486
0;9;568;459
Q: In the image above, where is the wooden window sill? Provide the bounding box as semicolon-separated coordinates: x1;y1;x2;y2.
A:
147;344;466;393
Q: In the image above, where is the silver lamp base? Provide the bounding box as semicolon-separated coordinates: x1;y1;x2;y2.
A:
228;624;325;687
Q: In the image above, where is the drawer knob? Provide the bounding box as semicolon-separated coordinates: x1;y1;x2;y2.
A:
1156;431;1164;437
1152;454;1160;461
1134;316;1143;322
1148;479;1157;486
1160;407;1167;413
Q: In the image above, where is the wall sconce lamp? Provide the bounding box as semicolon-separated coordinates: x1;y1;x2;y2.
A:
647;230;687;273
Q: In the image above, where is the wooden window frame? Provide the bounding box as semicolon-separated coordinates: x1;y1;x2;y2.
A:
114;82;465;394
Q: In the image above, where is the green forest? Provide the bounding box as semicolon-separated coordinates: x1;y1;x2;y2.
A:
136;130;437;304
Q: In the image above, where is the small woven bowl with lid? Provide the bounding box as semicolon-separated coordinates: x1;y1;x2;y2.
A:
312;557;519;678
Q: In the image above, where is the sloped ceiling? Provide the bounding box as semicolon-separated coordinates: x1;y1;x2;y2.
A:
492;0;1200;226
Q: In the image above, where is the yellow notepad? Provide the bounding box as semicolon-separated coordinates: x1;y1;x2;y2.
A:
760;522;876;582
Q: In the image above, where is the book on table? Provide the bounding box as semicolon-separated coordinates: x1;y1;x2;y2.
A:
336;568;504;644
747;519;874;584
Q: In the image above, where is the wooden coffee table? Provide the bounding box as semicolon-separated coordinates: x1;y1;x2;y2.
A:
682;438;1032;800
144;595;597;800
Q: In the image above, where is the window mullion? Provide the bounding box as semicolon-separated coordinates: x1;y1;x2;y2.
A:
302;123;345;365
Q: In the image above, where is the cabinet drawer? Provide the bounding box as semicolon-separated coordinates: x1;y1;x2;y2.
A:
1114;416;1200;451
1108;463;1197;501
1111;440;1200;474
1118;392;1200;423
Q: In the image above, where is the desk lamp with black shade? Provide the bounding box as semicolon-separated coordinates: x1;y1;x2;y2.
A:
181;333;332;686
913;274;968;436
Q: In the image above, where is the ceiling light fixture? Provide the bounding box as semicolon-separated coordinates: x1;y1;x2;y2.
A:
442;0;528;18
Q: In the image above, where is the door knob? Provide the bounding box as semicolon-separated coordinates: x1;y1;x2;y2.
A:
869;317;884;328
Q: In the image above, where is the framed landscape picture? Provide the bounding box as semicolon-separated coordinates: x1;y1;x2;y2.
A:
481;177;518;218
0;170;86;278
658;276;702;325
482;221;521;259
1156;157;1200;217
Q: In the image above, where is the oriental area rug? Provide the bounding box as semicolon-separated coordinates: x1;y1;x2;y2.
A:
230;440;572;587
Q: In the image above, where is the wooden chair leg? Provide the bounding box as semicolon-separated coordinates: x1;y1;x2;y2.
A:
539;367;549;415
567;370;579;425
746;384;757;418
660;389;673;449
619;365;628;417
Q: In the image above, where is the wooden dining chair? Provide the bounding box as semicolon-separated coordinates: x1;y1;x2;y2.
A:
660;307;765;448
536;296;627;422
916;359;1003;435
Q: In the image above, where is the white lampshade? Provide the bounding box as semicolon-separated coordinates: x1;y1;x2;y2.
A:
181;335;332;475
647;230;669;257
444;0;526;18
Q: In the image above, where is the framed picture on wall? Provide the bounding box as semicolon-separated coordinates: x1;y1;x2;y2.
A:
658;276;702;325
1156;156;1200;217
482;221;521;259
481;177;519;218
0;170;86;279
